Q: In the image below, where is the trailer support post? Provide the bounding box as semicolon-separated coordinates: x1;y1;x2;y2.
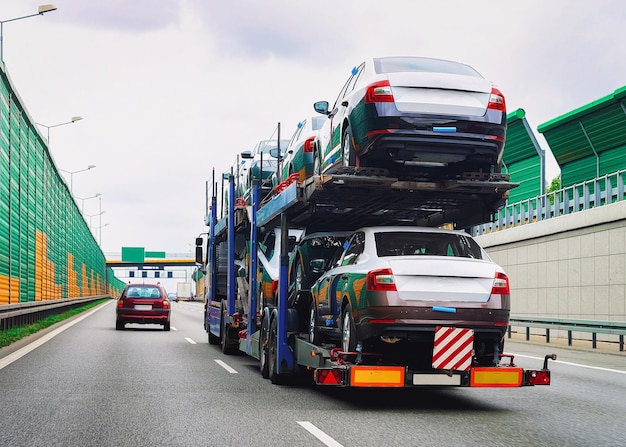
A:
277;212;294;373
247;179;259;351
227;173;236;317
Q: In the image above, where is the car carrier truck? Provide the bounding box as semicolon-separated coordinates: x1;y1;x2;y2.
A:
195;168;555;388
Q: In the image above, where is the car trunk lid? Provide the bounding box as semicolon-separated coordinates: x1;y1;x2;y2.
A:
386;72;492;117
386;257;496;303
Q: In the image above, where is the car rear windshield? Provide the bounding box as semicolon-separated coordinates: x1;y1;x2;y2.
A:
125;286;162;298
374;57;482;78
374;231;484;259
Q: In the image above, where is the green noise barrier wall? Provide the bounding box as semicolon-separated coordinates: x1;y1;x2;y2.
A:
0;64;125;304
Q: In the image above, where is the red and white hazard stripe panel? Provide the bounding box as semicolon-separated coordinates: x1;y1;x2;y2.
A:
432;327;474;371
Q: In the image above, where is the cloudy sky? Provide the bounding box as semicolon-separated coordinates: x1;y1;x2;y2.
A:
3;0;625;261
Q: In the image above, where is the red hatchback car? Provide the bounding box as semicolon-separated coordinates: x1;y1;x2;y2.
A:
116;283;171;331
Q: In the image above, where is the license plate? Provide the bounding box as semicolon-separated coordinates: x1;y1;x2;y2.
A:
134;304;152;311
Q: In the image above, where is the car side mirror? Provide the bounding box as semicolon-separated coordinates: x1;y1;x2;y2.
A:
309;258;327;274
195;246;204;264
313;101;329;115
269;148;281;159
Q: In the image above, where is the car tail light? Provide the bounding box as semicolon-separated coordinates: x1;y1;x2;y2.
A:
365;80;394;104
488;87;506;112
303;136;315;153
117;299;123;308
366;268;397;291
271;279;279;297
491;272;510;295
163;300;170;309
527;369;551;385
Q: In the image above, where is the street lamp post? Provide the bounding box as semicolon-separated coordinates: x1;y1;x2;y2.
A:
0;4;58;61
59;164;96;194
74;192;101;212
35;116;83;146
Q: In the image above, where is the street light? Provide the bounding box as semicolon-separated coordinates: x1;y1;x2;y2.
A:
75;192;101;212
0;4;58;61
58;164;96;194
35;116;83;146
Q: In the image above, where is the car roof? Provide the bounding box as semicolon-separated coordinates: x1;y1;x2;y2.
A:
353;226;470;236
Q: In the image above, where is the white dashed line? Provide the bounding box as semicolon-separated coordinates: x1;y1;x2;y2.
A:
214;359;238;374
185;337;197;344
297;421;343;447
171;326;178;331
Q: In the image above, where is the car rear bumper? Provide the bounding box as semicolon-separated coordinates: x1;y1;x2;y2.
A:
117;309;170;324
354;306;509;341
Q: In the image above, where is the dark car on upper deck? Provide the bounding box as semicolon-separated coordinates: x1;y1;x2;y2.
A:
313;56;506;182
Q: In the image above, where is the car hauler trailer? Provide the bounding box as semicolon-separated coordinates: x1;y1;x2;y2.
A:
196;170;555;387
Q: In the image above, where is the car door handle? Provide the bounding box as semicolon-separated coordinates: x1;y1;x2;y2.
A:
341;101;348;107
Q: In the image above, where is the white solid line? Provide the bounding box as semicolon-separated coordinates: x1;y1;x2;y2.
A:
0;300;112;371
214;359;238;374
297;421;343;447
185;337;197;345
512;353;626;375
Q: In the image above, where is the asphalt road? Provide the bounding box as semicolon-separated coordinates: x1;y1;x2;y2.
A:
1;300;625;447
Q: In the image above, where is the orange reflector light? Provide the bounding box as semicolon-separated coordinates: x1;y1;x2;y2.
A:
350;366;405;387
470;367;523;387
528;370;551;385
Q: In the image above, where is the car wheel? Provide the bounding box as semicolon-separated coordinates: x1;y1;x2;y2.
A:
342;126;356;167
115;320;124;330
164;322;170;332
268;317;286;384
259;312;270;379
341;304;357;352
308;302;321;345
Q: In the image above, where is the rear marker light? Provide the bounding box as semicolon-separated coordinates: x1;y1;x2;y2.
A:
488;87;506;112
366;268;397;291
491;272;510;295
365;80;394;104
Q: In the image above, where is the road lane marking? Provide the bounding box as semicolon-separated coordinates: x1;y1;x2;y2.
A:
215;359;238;374
0;301;111;371
513;353;626;374
297;421;343;447
185;337;197;344
171;326;178;331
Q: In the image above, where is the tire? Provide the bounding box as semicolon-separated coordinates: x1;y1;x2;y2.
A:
163;322;171;332
221;303;236;355
342;126;356;167
268;317;285;384
259;312;270;379
341;304;357;352
308;302;321;345
115;320;124;330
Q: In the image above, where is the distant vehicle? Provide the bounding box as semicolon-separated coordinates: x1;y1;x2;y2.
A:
116;283;171;331
176;282;192;301
309;226;510;367
167;292;177;301
277;116;326;187
240;139;289;201
313;56;507;181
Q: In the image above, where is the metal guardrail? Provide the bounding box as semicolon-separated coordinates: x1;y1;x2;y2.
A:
0;296;110;330
472;169;626;235
509;316;626;352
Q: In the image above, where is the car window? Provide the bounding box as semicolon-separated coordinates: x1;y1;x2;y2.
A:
126;286;162;298
259;232;276;260
374;56;482;78
340;231;365;266
332;71;356;111
344;63;364;97
374;231;484;259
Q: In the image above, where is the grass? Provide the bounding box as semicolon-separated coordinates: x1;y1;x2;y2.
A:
0;298;109;349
